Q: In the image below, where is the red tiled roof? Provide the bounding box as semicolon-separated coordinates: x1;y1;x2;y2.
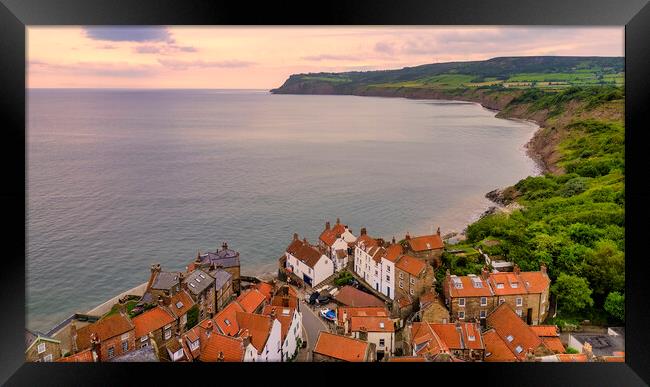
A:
397;295;413;308
235;312;272;354
349;316;395;333
336;306;389;326
410;322;448;356
388;356;426;362
313;332;370;362
429;323;484;351
541;337;566;354
199;332;246;362
262;305;295;342
395;255;427;277
486;303;544;361
132;306;176;339
407;234;444;252
519;271;551;293
76;313;135;350
356;234;379;248
530;325;559;337
445;274;493;298
56;349;94;362
603;355;625;362
319;223;347;246
287;240;324;268
334;286;385;307
254;282;274;302
214;301;244;336
483;329;517;362
383;243;403;263
169;290;195;319
236;289;267;313
488;272;527;296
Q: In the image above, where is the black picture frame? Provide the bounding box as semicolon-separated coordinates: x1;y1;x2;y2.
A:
1;0;649;385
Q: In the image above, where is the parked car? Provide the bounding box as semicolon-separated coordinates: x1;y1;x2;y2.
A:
308;292;320;305
317;293;331;304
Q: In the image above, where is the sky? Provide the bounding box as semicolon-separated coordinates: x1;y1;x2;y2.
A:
27;26;624;89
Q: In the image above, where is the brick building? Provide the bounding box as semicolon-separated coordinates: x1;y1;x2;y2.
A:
25;329;62;362
403;230;444;267
312;332;376;362
72;312;136;361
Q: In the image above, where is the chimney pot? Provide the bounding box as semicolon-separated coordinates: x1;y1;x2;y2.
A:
514;264;521;275
540;263;547;274
336;217;340;224
405;232;411;240
325;221;330;230
436;227;441;236
360;227;367;236
222;242;228;251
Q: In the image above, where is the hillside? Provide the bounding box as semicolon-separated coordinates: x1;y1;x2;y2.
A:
273;56;625;327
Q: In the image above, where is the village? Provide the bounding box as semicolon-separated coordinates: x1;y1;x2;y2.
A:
26;219;625;363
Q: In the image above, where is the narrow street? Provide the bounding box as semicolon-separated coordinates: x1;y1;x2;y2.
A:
296;296;330;361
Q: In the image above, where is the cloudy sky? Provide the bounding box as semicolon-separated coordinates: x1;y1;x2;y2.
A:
28;26;624;89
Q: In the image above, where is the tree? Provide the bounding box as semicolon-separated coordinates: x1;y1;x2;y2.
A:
185;305;200;330
604;291;625;322
551;273;594;315
580;239;625;298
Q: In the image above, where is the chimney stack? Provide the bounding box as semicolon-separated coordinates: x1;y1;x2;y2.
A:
90;332;101;362
540;263;547;275
217;351;225;362
270;307;276;320
325;221;330;230
336;217;340;225
70;322;78;354
405;232;411;240
514;264;521;275
360;228;367;236
293;233;299;241
436;227;441;236
481;266;489;281
222;242;228;251
392;236;396;244
303;237;308;244
206;320;213;336
241;330;251;347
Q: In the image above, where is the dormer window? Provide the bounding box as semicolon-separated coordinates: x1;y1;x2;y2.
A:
224;319;231;326
506;335;514;342
496;283;504;289
511;282;518;288
515;345;523;354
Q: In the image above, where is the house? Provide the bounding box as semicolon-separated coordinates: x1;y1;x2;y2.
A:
419;289;450;324
181;319;257;362
262;305;303;361
270;285;299;309
191;242;242;293
407;322;484;361
236;311;283;362
182;268;216;321
213;301;245;336
403;230;444;266
487;264;551;325
394;254;432;300
73;312;136;361
253;281;275;303
145;264;182;300
347;314;395;360
334;285;385;308
482;329;518;362
312;332;376;362
236;288;267;314
378;242;403;300
285;234;334;287
25;329;62;362
167;290;195;332
319;219;357;271
212;269;234;312
530;325;565;354
336;306;390;333
442;264;551;325
353;228;383;292
485;303;553;361
442;269;495;323
132;305;178;351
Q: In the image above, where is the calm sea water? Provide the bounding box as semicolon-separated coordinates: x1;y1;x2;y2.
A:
27;89;539;331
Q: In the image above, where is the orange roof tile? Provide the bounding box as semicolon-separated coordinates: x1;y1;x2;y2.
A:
519;271;551;293
410;322;448;356
383;243;403;263
541;337;566;354
488;272;527;296
483;329;517;362
313;332;370;362
388;356;426;362
486;303;544;361
132;306;176;339
356;234;379;248
169;290;195;319
603;355;625;362
254;282;275;302
199;332;246;362
446;274;494;298
56;349;94;362
235;312;272;353
349;316;395;333
429;323;484;351
320;223;347;246
407;234;444;252
287;240;324;268
336;306;389;326
395;255;427;277
530;325;559;337
214;301;244;336
397;295;413;308
76;313;134;350
236;289;267;313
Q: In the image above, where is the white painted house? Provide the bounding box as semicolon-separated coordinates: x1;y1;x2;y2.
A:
348;315;396;359
264;305;303;361
285;234;334;287
319;219;357;272
237;312;283;362
353;229;405;301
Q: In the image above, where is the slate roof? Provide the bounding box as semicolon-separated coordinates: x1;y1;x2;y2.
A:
151;271;181;290
211;269;233;290
199;248;240;268
109;346;159;362
184;269;214;296
25;329;60;352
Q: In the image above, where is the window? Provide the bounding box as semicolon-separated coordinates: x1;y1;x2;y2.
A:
386;275;390;281
516;309;523;317
164;329;171;340
379;339;385;347
387;266;391;272
458;311;465;319
375;270;378;276
511;282;518;288
458;298;465;307
480;297;487;306
506;335;514;342
499;298;505;305
410;278;415;285
410;288;414;295
516;297;523;306
107;346;115;359
43;354;53;362
141;336;148;342
399;272;404;279
515;345;523;354
122;340;129;352
189;339;199;351
496;283;504;289
399;281;404;289
480;310;486;319
37;343;46;354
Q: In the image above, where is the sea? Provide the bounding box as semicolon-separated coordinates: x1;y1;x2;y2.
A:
27;89;539;332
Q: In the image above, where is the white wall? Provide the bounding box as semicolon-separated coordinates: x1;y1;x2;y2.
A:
282;310;303;360
351;330;395;356
244;343;257;362
258;319;283;362
381;259;396;300
286;252;333;287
